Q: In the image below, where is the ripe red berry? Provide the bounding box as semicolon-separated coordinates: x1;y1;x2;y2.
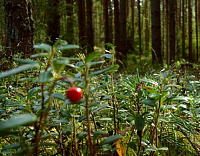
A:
66;87;82;103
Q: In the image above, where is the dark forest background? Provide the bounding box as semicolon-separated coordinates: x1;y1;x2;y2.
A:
0;0;200;70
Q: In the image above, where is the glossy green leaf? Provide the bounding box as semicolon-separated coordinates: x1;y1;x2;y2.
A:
28;87;40;99
52;93;66;101
0;114;37;133
140;79;158;86
0;63;39;79
52;57;69;74
30;53;50;58
100;54;113;59
170;96;190;102
100;135;122;145
14;58;41;64
34;43;52;52
85;51;101;63
90;65;119;75
38;69;53;83
3;143;21;150
142;99;156;107
89;60;105;67
54;39;68;48
157;147;168;151
127;141;137;150
145;146;157;152
135;114;145;131
57;44;79;50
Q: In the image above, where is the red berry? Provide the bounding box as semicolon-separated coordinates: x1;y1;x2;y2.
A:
66;87;82;102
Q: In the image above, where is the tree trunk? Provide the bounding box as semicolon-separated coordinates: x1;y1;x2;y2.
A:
108;0;113;45
188;0;193;62
4;0;34;60
86;0;94;53
103;0;109;50
114;0;121;59
151;0;163;65
131;0;135;53
119;0;127;66
182;0;186;59
195;0;198;63
66;0;74;43
77;0;87;49
144;0;149;51
138;0;142;59
169;0;176;63
46;0;60;45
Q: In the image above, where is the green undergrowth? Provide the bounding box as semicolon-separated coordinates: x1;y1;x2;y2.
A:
0;41;200;156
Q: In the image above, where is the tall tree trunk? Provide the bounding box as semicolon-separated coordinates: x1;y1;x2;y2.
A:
166;0;170;65
182;0;186;59
77;0;87;49
119;0;127;66
4;0;34;61
138;0;142;59
144;0;149;51
151;0;163;65
195;0;198;62
46;0;60;45
131;0;135;53
114;0;121;61
66;0;74;43
169;0;176;63
103;0;110;50
188;0;193;62
108;0;113;45
86;0;94;53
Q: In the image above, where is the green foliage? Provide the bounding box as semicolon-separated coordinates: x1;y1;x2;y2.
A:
0;41;200;156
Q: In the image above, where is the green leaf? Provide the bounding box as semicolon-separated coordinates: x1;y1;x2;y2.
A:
145;146;157;152
157;147;168;151
14;58;41;64
0;114;37;133
140;79;158;86
28;87;40;99
6;102;26;107
52;57;69;74
100;135;122;145
105;43;115;49
57;44;79;50
54;39;68;48
170;96;190;102
100;54;113;59
127;141;137;150
34;43;52;52
52;93;66;101
85;51;101;63
142;99;156;107
0;63;39;79
89;60;105;67
30;53;50;58
135;114;145;131
38;69;53;83
90;65;119;75
3;143;21;150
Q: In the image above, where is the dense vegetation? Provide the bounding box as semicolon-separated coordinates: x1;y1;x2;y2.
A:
0;41;200;155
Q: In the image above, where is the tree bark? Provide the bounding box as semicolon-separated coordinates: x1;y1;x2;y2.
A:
77;0;87;49
114;0;120;58
4;0;34;60
188;0;193;62
86;0;94;53
182;0;186;59
66;0;74;44
103;0;110;50
151;0;163;65
169;0;176;63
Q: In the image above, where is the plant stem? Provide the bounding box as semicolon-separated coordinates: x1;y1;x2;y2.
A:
85;64;94;156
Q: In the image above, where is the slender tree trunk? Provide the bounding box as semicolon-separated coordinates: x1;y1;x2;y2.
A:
108;0;113;45
66;0;74;43
131;0;135;53
103;0;109;50
144;0;149;51
77;0;87;49
188;0;193;62
86;0;94;53
46;0;60;45
4;0;34;60
195;0;198;62
114;0;121;61
151;0;163;65
119;0;127;66
166;0;170;65
182;0;186;59
138;0;142;59
169;0;176;63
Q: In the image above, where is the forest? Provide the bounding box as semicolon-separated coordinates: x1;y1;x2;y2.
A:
0;0;200;156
